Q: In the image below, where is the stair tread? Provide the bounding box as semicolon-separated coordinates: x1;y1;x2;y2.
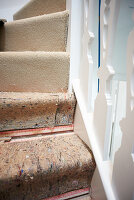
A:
0;92;76;131
14;0;66;20
8;10;69;24
0;10;69;52
0;133;95;200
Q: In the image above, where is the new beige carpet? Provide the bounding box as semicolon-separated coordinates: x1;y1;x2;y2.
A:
0;52;69;93
14;0;66;20
0;10;69;52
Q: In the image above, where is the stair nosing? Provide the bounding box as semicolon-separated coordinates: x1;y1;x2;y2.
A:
5;10;69;25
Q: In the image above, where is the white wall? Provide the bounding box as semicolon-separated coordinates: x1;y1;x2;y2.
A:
112;0;134;81
110;0;134;160
0;0;29;21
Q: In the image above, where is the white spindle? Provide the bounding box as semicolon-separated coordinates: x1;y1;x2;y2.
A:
112;25;134;200
94;0;120;160
79;0;99;111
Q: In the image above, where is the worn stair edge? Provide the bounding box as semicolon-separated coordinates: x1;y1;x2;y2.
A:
0;10;69;52
14;0;66;20
0;52;69;93
0;125;74;138
0;133;96;200
43;188;90;200
0;92;76;131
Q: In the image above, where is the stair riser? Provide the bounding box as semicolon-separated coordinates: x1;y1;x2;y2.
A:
14;0;66;20
0;93;76;131
0;52;69;93
0;174;92;200
0;11;69;52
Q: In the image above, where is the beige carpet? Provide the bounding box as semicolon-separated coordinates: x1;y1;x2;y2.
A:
0;52;69;93
14;0;66;20
0;10;69;52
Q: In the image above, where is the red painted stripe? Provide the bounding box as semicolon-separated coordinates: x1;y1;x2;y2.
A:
43;188;90;200
0;124;74;134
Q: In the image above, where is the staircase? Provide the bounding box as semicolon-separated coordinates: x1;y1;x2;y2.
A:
0;0;96;199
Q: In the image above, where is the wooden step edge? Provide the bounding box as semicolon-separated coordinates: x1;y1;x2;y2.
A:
43;188;91;200
0;124;74;139
9;131;75;144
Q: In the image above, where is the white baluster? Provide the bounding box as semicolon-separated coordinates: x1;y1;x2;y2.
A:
93;0;120;159
112;25;134;200
79;0;100;112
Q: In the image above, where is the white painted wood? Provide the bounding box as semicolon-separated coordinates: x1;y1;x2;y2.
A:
69;0;134;199
112;27;134;200
110;81;126;160
74;104;91;148
68;0;83;92
79;0;94;111
73;79;115;200
94;0;121;160
94;65;114;160
109;0;134;160
79;0;98;111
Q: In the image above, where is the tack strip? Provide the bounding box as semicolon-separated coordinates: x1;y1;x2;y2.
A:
43;188;90;200
0;125;74;138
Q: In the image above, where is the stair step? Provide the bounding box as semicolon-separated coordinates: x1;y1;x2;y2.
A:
0;133;95;200
0;92;76;131
0;125;74;138
0;10;69;52
0;52;69;93
43;188;91;200
14;0;66;20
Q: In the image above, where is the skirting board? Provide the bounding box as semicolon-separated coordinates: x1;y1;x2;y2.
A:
73;79;115;200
